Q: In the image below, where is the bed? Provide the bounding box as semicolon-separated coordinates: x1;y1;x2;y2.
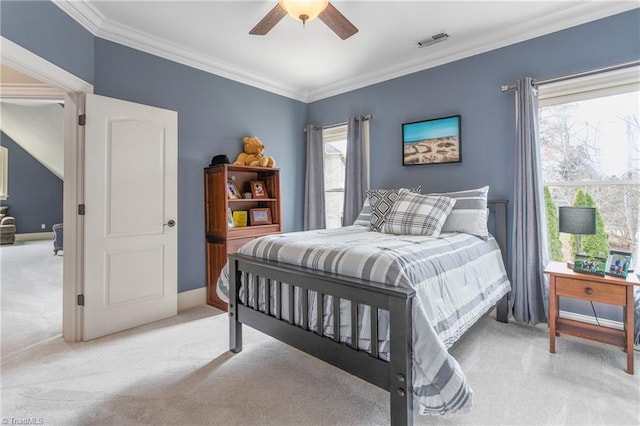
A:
217;199;510;425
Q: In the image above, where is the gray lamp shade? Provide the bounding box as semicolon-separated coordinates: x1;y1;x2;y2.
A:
558;206;596;235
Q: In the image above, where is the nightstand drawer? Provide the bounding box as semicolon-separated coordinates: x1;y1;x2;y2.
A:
555;277;626;305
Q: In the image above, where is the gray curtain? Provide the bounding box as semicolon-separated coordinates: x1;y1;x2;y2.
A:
511;77;549;325
342;115;370;226
303;124;325;230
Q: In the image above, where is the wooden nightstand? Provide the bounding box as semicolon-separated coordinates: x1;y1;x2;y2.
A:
544;261;639;374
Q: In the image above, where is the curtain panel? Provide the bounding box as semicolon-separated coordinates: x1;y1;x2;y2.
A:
303;125;326;230
342;116;370;226
511;77;549;325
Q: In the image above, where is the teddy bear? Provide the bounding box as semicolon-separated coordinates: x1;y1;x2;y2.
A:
233;136;276;168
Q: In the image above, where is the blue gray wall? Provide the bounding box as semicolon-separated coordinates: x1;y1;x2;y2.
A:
1;132;63;234
0;1;306;293
308;9;640;321
93;39;307;292
2;0;638;315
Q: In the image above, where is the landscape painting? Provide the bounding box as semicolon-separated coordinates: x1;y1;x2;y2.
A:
402;115;461;165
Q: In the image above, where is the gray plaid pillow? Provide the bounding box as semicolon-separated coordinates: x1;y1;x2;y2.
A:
429;186;489;239
366;186;421;231
382;190;455;236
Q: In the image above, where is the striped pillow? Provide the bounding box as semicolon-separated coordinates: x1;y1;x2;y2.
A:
365;186;421;231
382;190;455;236
430;186;489;239
352;197;371;226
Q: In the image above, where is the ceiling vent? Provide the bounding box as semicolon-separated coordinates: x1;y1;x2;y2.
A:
417;32;449;48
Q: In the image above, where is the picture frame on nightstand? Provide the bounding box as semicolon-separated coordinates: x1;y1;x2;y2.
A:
572;254;606;276
605;250;632;279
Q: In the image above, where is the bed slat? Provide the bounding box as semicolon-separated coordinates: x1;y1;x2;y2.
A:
317;293;324;336
276;281;282;319
243;272;249;306
301;288;309;330
288;284;295;325
351;302;358;349
370;306;378;358
333;296;340;342
252;274;259;310
264;278;271;315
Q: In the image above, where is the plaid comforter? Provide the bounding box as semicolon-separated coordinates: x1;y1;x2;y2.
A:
217;225;511;415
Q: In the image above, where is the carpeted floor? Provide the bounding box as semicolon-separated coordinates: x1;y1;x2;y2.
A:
1;240;639;425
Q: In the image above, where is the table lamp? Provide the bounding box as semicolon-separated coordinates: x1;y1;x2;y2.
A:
558;206;596;268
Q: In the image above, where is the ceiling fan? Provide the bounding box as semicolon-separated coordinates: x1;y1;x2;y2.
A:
250;0;358;40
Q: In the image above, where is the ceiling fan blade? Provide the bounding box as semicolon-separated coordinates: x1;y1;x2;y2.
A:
249;4;287;35
319;2;358;40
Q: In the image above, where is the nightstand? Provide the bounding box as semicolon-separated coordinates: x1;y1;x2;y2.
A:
544;261;639;374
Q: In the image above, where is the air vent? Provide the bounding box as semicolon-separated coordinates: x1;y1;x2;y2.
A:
417;32;449;48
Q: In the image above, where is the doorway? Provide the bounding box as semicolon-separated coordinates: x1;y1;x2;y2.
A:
1;36;93;341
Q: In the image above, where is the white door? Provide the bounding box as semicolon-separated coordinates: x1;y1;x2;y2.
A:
83;93;177;341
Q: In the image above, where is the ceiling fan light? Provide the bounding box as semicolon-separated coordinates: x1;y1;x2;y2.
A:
279;0;329;24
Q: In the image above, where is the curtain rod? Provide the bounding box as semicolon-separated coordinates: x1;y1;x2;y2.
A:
304;114;373;132
501;59;640;93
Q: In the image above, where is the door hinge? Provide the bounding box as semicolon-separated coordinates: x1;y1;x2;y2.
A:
78;204;85;215
77;294;85;306
78;114;86;126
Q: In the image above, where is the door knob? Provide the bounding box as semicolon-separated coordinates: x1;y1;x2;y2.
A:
164;219;176;227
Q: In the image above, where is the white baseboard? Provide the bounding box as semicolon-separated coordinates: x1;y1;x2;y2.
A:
559;309;623;330
178;287;207;312
15;232;54;241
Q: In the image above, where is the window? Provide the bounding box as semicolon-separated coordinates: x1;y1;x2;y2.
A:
323;124;348;229
0;146;7;201
539;66;640;269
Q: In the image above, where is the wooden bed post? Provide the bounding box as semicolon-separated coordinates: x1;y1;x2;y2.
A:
389;297;413;426
229;258;243;353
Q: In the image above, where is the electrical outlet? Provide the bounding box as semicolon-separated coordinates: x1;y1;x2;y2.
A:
41;224;46;230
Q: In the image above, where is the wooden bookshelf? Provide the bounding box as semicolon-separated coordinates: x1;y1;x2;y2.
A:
204;164;282;310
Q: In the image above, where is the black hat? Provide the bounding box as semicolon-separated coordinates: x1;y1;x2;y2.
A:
210;154;230;166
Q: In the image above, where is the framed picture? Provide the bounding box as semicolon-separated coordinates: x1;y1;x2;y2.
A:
227;178;241;200
232;210;247;227
573;254;607;276
250;181;268;199
605;250;632;278
249;208;272;226
402;115;461;166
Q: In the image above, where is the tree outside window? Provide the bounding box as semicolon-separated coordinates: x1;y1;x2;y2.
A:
539;88;639;267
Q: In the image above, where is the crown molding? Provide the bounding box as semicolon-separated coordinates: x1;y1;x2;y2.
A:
53;0;307;102
306;2;640;102
97;18;308;102
52;0;104;35
54;1;639;104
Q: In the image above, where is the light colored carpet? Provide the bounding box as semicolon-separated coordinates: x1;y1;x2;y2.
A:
1;241;639;425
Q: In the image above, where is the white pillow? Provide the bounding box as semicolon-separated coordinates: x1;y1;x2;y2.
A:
429;186;489;239
381;190;455;236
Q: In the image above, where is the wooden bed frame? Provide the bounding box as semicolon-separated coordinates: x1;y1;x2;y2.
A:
227;200;509;425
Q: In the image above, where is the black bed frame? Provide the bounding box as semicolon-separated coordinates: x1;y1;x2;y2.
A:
227;200;509;426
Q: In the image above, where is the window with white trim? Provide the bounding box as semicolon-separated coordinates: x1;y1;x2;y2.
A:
323;124;348;229
539;66;640;269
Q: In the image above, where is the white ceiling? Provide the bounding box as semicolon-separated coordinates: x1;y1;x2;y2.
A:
54;1;639;102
